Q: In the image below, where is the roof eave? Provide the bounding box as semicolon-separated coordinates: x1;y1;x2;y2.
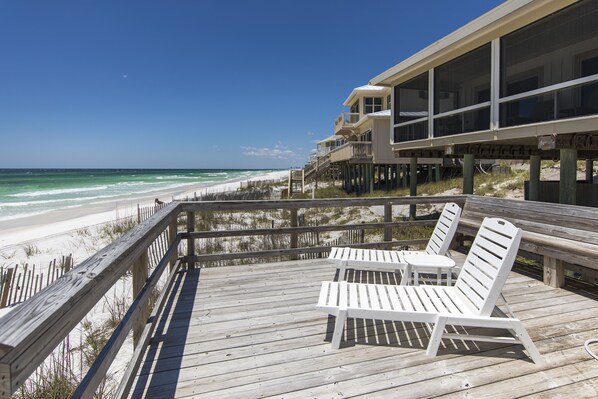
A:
342;87;391;107
369;0;549;86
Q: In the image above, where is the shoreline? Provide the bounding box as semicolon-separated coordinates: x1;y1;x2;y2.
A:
0;170;287;250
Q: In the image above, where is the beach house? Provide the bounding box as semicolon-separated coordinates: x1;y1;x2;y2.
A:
308;85;442;193
370;0;598;205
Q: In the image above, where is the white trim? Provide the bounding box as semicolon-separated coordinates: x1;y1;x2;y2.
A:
491;38;500;130
433;101;491;120
393;116;428;129
498;73;598;104
428;68;434;139
390;86;395;144
390;114;598;150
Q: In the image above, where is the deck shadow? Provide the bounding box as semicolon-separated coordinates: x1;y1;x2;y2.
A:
130;267;201;398
325;314;530;361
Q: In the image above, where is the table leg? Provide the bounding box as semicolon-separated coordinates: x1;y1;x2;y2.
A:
401;265;411;285
414;268;419;286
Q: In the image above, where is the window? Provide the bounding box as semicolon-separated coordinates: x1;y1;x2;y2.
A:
393;72;429;142
364;97;382;114
387;95;391;110
349;100;359;123
394;72;428;124
434;44;491;114
500;0;598;127
433;43;491;136
360;130;372;142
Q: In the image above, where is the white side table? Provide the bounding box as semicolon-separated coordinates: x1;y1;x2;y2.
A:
402;254;457;286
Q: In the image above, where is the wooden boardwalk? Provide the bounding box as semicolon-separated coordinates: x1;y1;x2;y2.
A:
130;258;598;398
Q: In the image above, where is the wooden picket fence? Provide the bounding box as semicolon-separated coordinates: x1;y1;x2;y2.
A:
137;202;169;223
325;228;366;248
239;179;284;189
0;255;73;308
0;228;169;309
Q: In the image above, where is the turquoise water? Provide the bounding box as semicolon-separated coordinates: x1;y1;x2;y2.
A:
0;169;277;222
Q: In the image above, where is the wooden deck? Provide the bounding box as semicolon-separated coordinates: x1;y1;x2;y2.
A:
130;258;598;398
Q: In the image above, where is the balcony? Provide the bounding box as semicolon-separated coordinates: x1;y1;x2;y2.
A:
1;196;598;397
330;141;373;163
334;111;360;135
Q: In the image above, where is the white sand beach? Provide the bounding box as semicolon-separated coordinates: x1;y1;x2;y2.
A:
0;170;288;252
0;169;288;386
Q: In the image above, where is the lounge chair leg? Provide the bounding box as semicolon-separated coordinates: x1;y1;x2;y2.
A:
426;316;447;357
511;321;543;364
339;261;347;281
331;309;347;349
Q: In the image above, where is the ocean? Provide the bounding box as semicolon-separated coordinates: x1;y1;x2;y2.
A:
0;169;279;222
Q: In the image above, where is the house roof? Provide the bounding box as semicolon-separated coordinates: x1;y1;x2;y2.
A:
368;110;391;118
348;110;391;132
343;85;389;106
317;134;343;144
368;0;564;86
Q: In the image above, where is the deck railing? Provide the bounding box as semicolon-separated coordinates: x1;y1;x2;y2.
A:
0;196;466;398
330;141;373;163
304;154;332;181
334;111;360;133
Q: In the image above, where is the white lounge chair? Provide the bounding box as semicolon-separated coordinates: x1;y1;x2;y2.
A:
317;217;542;363
328;202;462;284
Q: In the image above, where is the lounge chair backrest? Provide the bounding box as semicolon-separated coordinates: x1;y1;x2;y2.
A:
455;217;522;317
425;202;462;256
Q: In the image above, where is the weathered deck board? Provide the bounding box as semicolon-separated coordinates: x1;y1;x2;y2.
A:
130;258;598;398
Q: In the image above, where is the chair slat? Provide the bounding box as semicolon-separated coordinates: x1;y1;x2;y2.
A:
387;286;402;311
329;282;339;307
404;286;426;312
435;288;462;314
349;283;358;308
415;286;438;312
318;282;331;307
378;285;392;310
358;283;370;309
367;284;381;310
397;287;415;312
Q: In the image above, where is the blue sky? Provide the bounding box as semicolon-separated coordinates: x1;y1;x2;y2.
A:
0;0;503;169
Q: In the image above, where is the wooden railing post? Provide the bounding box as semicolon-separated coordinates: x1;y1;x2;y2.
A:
410;157;418;220
290;208;298;260
544;256;565;288
0;268;13;309
187;211;195;269
384;202;392;243
169;219;178;272
132;250;149;347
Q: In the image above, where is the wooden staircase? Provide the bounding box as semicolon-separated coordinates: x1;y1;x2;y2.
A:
304;154;333;183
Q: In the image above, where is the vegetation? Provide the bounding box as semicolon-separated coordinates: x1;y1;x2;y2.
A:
99;218;138;242
291;184;350;199
16;302;119;399
23;243;42;258
15;352;78;399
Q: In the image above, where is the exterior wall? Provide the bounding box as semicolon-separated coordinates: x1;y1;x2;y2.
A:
372;119;395;163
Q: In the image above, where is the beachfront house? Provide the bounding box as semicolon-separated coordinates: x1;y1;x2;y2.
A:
308;85;443;193
314;135;345;159
370;0;598;205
